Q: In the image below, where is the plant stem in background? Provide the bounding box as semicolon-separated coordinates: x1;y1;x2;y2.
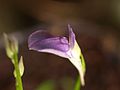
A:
13;53;23;90
4;33;24;90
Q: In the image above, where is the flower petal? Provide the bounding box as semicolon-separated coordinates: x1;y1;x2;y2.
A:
67;25;85;85
28;30;53;48
68;24;75;49
69;57;85;86
28;30;70;58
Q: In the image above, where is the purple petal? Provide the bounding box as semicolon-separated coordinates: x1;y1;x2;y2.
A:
68;24;75;49
28;30;53;48
28;30;70;58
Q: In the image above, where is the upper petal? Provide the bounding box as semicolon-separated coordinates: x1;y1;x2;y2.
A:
28;30;70;58
28;30;53;48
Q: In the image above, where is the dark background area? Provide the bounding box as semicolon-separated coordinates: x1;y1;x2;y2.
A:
0;0;120;90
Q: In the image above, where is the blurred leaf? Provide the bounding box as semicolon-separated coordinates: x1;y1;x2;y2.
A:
74;77;80;90
60;77;74;90
36;80;56;90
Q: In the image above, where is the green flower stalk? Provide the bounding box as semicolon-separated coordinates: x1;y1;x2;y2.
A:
4;33;24;90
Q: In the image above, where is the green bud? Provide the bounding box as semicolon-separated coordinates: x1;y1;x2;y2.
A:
14;56;24;77
3;33;18;60
19;56;24;77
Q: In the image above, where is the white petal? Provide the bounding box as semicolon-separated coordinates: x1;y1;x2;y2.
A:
68;57;85;86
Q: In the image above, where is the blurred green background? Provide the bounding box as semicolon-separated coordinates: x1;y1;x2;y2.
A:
0;0;120;90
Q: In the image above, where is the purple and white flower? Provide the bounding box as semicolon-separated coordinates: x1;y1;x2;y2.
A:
28;25;86;86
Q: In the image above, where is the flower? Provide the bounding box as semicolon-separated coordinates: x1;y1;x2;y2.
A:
28;24;86;86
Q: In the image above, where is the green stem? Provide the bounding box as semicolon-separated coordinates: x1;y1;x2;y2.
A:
13;53;23;90
74;77;80;90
